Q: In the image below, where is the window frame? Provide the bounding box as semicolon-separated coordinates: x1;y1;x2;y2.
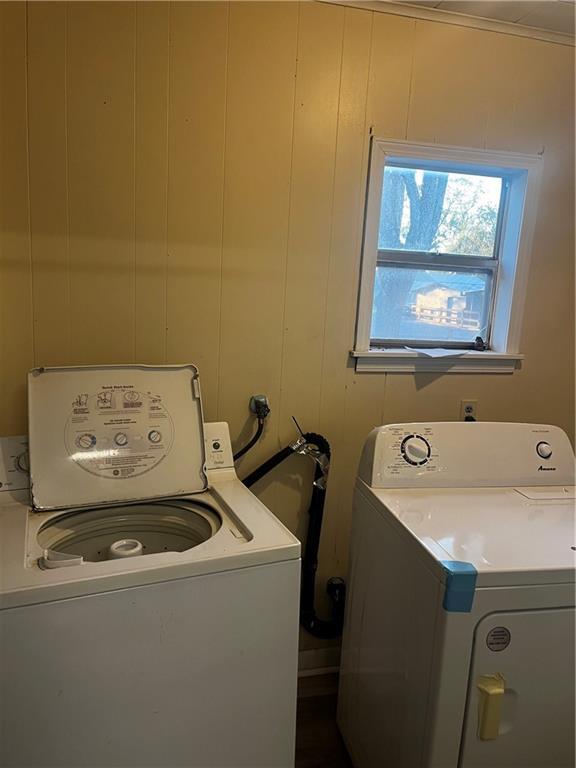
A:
353;139;543;373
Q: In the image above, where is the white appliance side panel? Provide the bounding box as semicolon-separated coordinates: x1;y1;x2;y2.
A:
459;608;575;768
337;490;444;768
28;365;207;510
0;559;300;768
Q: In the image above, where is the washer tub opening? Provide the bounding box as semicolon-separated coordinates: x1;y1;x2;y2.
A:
37;500;222;562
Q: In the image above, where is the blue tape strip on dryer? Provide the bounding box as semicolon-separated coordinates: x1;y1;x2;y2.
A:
440;560;477;612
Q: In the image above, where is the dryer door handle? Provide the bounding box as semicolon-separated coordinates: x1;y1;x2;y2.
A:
477;673;505;740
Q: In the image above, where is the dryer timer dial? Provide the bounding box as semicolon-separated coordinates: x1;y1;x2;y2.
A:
401;435;431;466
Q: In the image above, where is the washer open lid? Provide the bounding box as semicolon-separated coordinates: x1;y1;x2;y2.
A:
28;365;208;511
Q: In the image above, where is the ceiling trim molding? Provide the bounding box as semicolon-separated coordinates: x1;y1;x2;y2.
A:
320;1;575;46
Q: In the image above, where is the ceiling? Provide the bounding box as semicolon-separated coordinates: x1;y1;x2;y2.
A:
395;1;575;35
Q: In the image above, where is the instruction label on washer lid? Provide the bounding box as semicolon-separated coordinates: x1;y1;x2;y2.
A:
28;365;207;510
65;387;175;479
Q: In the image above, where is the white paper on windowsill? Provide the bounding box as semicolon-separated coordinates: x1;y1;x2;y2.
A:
404;347;468;358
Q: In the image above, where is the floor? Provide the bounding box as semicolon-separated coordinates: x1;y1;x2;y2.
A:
295;674;353;768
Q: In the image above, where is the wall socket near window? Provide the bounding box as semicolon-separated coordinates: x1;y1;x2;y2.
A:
460;400;478;421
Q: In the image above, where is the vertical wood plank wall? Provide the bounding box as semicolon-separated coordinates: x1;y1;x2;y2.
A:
1;1;574;644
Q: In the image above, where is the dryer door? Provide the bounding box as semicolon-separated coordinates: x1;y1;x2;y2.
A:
459;607;575;768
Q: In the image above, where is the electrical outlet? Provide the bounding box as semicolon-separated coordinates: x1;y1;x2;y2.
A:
460;400;478;421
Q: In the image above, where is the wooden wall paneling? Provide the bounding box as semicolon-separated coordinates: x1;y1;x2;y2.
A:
508;40;575;438
259;2;346;618
510;37;570;155
318;6;373;441
219;1;299;467
249;451;315;553
134;2;169;364
381;367;571;448
477;31;523;152
406;21;502;147
316;5;373;595
322;8;414;578
27;2;70;367
329;371;387;577
0;4;3;423
0;2;34;434
383;371;506;423
67;2;136;365
277;1;345;445
366;11;415;139
166;1;228;419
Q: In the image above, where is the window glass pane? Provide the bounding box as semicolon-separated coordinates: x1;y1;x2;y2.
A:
378;166;503;257
371;266;492;343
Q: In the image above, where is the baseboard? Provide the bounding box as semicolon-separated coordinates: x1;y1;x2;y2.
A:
298;646;341;676
298;665;339;678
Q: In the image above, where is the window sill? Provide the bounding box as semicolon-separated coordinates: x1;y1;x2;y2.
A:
351;349;523;374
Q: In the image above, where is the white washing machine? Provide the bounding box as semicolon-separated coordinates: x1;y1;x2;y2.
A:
0;364;300;768
338;422;575;768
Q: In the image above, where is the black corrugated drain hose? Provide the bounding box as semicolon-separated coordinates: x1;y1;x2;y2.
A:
243;430;345;639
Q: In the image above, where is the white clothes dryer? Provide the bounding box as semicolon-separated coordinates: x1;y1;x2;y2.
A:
338;422;575;768
0;364;300;768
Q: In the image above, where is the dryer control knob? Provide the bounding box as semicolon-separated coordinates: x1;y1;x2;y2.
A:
536;441;552;459
401;435;431;466
115;432;128;447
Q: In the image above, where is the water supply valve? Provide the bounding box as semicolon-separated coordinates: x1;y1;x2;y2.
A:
249;395;270;420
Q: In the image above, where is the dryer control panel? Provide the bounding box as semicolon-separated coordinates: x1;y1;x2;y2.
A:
358;422;575;488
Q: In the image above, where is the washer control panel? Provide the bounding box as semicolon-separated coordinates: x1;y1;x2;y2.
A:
0;436;30;492
358;422;575;489
28;364;208;511
203;422;234;470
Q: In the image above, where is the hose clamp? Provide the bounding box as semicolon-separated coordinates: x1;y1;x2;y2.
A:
293;442;330;480
289;435;308;452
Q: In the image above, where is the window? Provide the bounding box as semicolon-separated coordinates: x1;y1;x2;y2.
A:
354;140;542;373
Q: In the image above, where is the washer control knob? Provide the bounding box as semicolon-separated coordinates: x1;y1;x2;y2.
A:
115;432;128;447
148;430;162;444
77;433;96;450
16;450;29;473
401;435;431;466
536;441;552;459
